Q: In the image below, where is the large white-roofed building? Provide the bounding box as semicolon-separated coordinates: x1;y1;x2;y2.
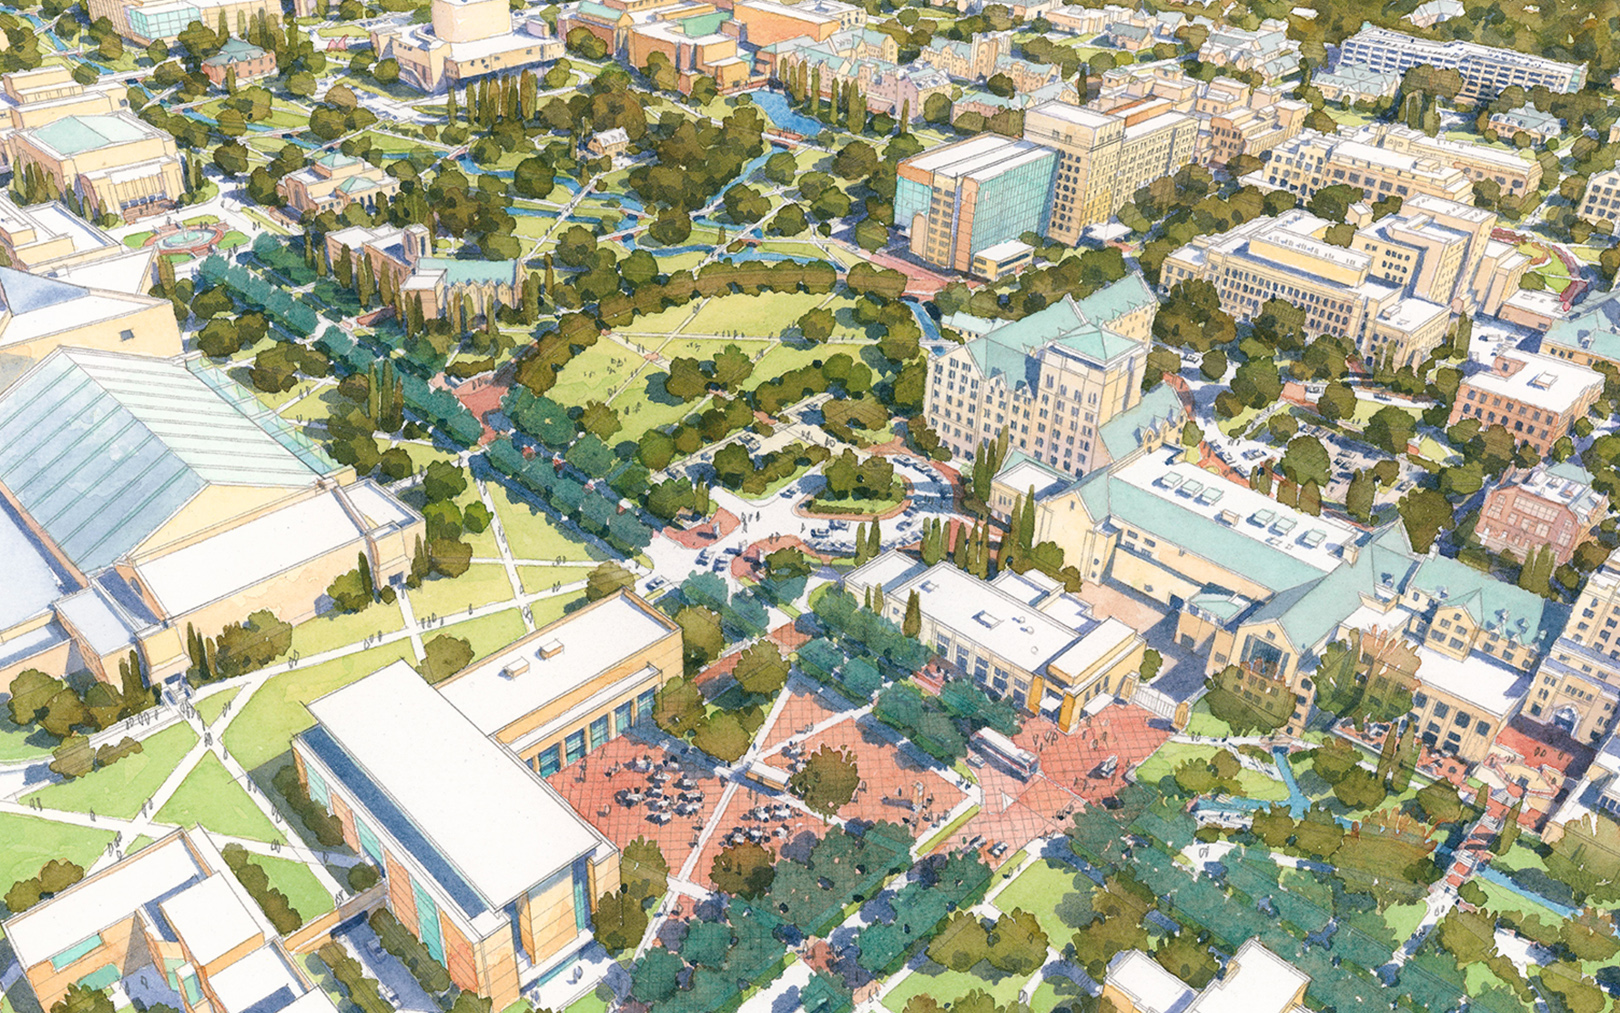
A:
1447;350;1603;455
292;659;620;1010
2;829;339;1013
0;346;423;694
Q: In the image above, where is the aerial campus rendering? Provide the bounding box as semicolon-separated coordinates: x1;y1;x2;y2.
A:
11;3;1620;1013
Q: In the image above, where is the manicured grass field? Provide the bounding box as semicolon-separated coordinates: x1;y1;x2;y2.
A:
223;641;416;772
546;340;650;409
258;854;336;920
454;608;531;662
196;687;242;727
488;485;603;562
291;601;406;659
881;958;1029;1013
992;858;1089;946
684;292;831;337
155;753;284;843
24;723;198;818
407;565;520;619
0;814;117;892
518;565;595;595
0;713;52;764
1133;742;1290;802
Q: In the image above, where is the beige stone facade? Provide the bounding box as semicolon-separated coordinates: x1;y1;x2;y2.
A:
277;151;400;216
8;112;183;221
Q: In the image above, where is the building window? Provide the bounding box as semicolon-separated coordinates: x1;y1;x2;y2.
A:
412;881;445;963
637;689;656;721
565;729;586;764
590;715;610;750
614;701;634;735
539;745;562;776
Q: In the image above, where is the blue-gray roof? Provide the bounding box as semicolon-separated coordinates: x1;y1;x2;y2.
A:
965;276;1155;385
1542;288;1620;365
1409;555;1564;648
1098;383;1184;463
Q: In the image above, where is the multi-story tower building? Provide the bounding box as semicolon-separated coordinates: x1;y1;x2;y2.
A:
895;133;1058;274
1576;168;1620;231
1022;98;1197;240
1530;547;1620;743
922;275;1155;473
1357;123;1542;199
1337;23;1587;103
1448;351;1604;455
1252;128;1475;205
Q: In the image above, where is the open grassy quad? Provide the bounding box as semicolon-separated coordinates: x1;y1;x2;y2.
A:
881;958;1030;1013
155;753;284;844
0;813;117;891
748;340;847;388
451;608;532;662
258;855;336;921
487;484;605;561
620;299;706;336
683;291;832;337
407;565;518;621
24;722;199;818
457;483;501;558
1133;742;1291;802
291;600;407;659
0;713;52;764
195;687;242;727
608;385;711;446
222;640;416;773
518;565;596;595
992;858;1090;946
546;340;650;408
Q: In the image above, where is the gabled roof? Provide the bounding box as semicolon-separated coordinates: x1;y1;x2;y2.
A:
0;349;333;572
1409;555;1565;648
965;276;1154;384
1098;383;1184;463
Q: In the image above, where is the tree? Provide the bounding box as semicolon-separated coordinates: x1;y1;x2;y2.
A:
1278;436;1330;487
711;841;776;897
902;590;921;638
789;745;859;816
654;676;706;737
1398;488;1453;553
675;606;724;670
985;909;1048;975
586;561;636;601
622;837;669;901
1346;469;1375;522
733;640;789;696
693;710;751;761
592;888;648;952
415;634;473;684
49;985;113;1013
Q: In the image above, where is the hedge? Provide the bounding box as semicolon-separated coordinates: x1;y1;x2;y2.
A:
317;941;392;1013
369;908;452;994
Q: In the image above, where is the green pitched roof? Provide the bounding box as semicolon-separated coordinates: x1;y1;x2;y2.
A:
31;115;149;156
418;257;519;286
204;37;267;65
1409;555;1564;647
967;276;1154;386
1543;288;1620;365
1098;384;1184;463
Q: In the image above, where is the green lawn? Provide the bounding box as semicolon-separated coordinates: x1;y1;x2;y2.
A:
454;608;531;661
1134;742;1290;801
489;485;603;562
747;341;848;390
0;713;53;764
258;854;336;920
0;814;117;892
518;565;595;595
1184;701;1234;738
222;641;416;772
1475;876;1565;921
620;300;702;336
196;687;242;727
881;959;1029;1013
992;858;1088;946
1381;901;1427;943
407;564;519;620
683;292;830;337
24;723;198;818
607;384;709;446
291;601;406;659
155;753;284;843
547;340;650;409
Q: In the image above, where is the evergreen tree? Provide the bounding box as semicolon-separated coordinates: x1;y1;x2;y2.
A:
1497;797;1523;855
336;244;353;288
1299;479;1322;517
898;100;909;133
357;551;374;598
903;590;921;638
1375;724;1399;784
1391;721;1418;792
868;519;881;558
854;521;870;564
1020;487;1036;551
952;521;968;569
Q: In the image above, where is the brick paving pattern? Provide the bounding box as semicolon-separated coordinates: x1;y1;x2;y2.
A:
763;716;968;832
689;782;827;891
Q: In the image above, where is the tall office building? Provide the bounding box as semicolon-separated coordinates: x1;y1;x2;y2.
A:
1022;98;1197;241
895;133;1058;274
1337;23;1587;103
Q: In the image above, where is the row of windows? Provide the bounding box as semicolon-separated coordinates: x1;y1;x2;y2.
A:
533;690;656;776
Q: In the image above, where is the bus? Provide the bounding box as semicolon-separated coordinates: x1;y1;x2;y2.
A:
971;728;1039;780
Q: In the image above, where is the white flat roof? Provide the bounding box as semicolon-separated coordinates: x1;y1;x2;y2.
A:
205;943;306;1013
438;594;677;736
157;875;263;967
905;134;1054;182
306;661;603;911
134;489;366;617
3;834;204;969
1413;642;1531;717
1189;940;1307;1013
1463;353;1603;413
1106;950;1195;1013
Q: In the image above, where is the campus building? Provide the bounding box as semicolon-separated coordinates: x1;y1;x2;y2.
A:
1157;208;1454;369
202;38;277;88
294;660;619;1010
845;552;1146;731
1477;461;1607;566
1357;123;1542;199
368;0;563;93
437;592;683;775
1487;104;1564;145
1574;168;1620;231
325;222;520;320
1447;351;1604;455
0;260;178;389
0;346;423;694
923;275;1156;475
1021;99;1197;241
1196;19;1302;82
1094;64;1308;168
1105;940;1310;1013
623;3;750;91
1337;23;1587;103
1311;63;1401;106
2;830;340;1013
276;151;401;217
1528;546;1620;744
86;0;281;44
894;134;1058;274
1541;286;1620;371
914;32;1010;81
730;0;864;46
0;193;149;278
0;67;129;170
776;40;949;124
7;112;185;222
1249;124;1542;206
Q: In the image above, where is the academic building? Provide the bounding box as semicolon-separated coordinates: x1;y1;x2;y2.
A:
1541;286;1620;372
276;150;401;217
1447;351;1604;455
86;0;281;44
294;661;620;1010
7;112;184;222
437;591;683;775
1477;462;1607;567
1022;98;1197;241
1249;127;1475;206
0;346;422;694
1337;23;1587;103
324;222;520;320
0;67;129;169
1104;940;1310;1013
1529;546;1620;744
845;552;1145;731
369;0;563;93
3;830;339;1013
894;134;1057;274
923;275;1156;475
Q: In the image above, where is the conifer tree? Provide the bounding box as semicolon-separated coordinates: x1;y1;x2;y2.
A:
903;590;921;638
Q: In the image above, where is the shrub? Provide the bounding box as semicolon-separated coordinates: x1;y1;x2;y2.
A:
317;941;390;1013
222;844;302;934
272;763;346;847
369;908;452;993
